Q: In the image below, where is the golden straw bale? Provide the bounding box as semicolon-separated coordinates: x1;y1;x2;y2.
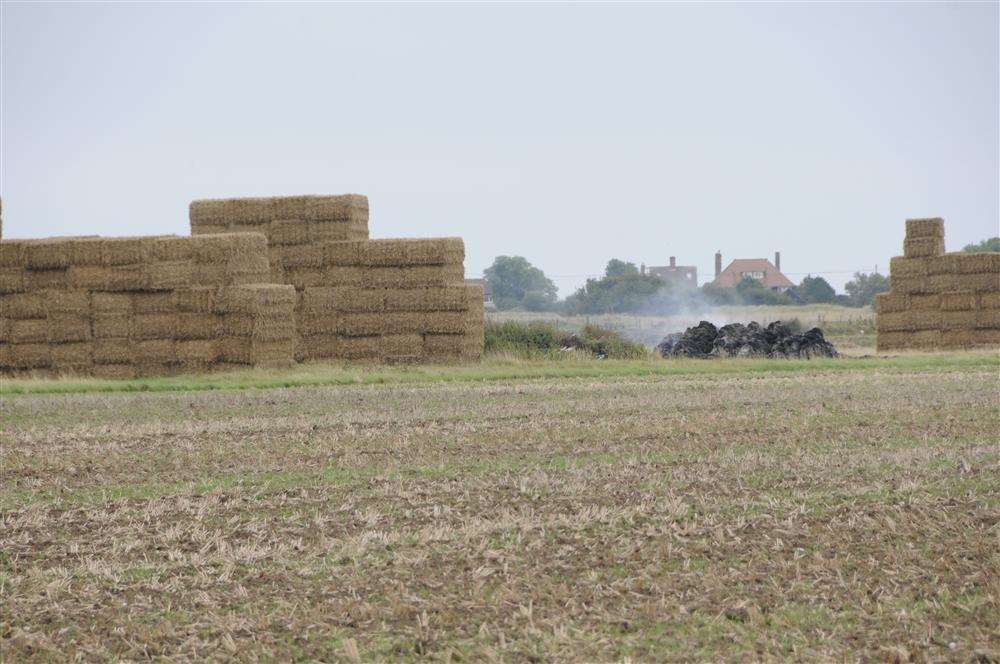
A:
464;283;485;316
0;241;25;267
135;339;176;364
297;334;339;361
144;261;196;290
340;336;380;360
133;313;176;340
403;238;464;266
174;288;218;314
270;196;312;220
272;244;324;268
927;274;959;293
6;342;51;368
190;224;231;235
93;339;133;365
64;237;104;266
422;312;467;334
189;199;231;225
940;291;979;311
285;268;326;289
132;292;176;314
382;312;424;335
961;272;1000;293
908;294;940;311
0;267;25;293
66;265;145;291
362;265;464;289
381;334;422;362
248;339;295;368
325;266;364;287
101;238;150;266
423;334;464;360
385;285;468;312
953;252;1000;274
191;232;268;264
46;289;91;315
310;220;358;243
269;219;311;246
91;364;137;380
904;237;944;259
299;287;338;314
905;218;944;238
876;329;941;351
325;241;364;267
2;293;46;319
303;195;368;222
175;313;221;340
924;254;960;276
149;236;194;262
92;314;132;340
339;313;383;337
51;342;93;372
975;308;1000;329
250;317;296;342
10;319;48;343
875;293;908;314
299;314;339;336
177;339;218;364
333;287;384;313
24;240;70;269
939;311;977;330
0;317;9;343
27;269;68;290
47;315;91;343
91;292;131;313
888;256;928;278
217;337;251;364
981;292;1000;310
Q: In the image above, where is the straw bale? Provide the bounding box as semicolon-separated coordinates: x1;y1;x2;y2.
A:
974;308;1000;329
6;342;51;368
132;292;177;314
0;317;9;343
189;224;231;235
303;195;368;222
333;287;384;313
876;329;941;350
362;265;464;289
65;237;105;265
960;272;1000;293
325;241;364;267
953;252;1000;274
340;336;381;360
874;293;907;314
939;311;977;330
940;329;979;348
27;269;68;290
93;339;133;365
908;294;940;311
325;266;364;287
297;334;339;361
134;313;177;340
940;291;978;311
46;289;90;314
10;319;48;343
381;334;422;361
175;313;221;340
248;339;295;368
299;287;338;314
149;236;194;262
135;339;176;364
0;241;24;268
177;339;218;364
93;314;132;340
422;312;467;334
2;293;46;319
99;238;150;266
339;313;383;337
189;199;231;225
91;292;131;313
250;317;296;342
354;239;461;268
51;342;93;371
0;268;25;293
217;337;252;364
382;312;424;335
271;196;312;220
91;364;137;380
269;219;311;246
310;220;365;244
47;315;91;343
271;244;324;268
904;237;944;259
981;292;1000;310
270;263;287;285
24;240;70;269
192;232;268;264
927;274;959;293
424;333;481;360
175;287;217;313
144;261;195;290
299;314;339;336
905;218;944;238
285;268;326;289
217;283;296;314
67;265;146;291
888;256;928;278
384;285;468;312
924;254;959;276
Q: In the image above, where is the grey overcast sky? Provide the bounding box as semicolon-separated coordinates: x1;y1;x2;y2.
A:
1;2;997;294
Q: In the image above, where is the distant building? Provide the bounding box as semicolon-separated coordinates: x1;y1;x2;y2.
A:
711;251;795;292
645;256;698;287
466;278;495;310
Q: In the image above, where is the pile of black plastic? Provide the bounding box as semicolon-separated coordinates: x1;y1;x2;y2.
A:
656;321;838;359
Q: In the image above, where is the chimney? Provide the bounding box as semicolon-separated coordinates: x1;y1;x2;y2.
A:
774;251;781;273
669;256;676;268
715;251;722;279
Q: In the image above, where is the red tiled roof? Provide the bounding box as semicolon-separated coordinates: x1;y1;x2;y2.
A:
712;259;794;289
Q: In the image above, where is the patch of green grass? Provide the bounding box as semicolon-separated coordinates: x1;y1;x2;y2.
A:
1;351;996;397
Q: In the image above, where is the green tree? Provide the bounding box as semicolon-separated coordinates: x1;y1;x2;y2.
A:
563;259;663;314
798;275;837;303
735;277;793;305
483;256;557;310
844;271;889;307
962;237;1000;253
604;259;639;278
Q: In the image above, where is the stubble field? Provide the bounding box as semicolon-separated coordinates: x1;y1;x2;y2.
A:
2;353;998;661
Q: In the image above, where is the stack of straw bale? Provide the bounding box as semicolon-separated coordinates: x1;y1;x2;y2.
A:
189;195;484;363
0;234;295;377
876;218;1000;351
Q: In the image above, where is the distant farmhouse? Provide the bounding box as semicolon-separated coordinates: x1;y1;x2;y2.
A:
711;251;796;294
643;256;697;287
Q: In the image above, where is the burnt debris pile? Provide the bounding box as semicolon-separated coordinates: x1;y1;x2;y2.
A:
657;321;838;359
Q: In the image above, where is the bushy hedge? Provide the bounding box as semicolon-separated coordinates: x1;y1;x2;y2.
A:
484;321;648;359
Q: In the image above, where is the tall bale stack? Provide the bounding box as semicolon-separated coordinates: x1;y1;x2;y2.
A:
0;234;295;378
189;195;485;363
876;218;1000;351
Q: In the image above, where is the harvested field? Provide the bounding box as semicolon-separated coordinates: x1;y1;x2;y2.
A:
2;352;998;661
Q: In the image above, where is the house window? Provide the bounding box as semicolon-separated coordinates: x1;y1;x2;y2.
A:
741;271;765;280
